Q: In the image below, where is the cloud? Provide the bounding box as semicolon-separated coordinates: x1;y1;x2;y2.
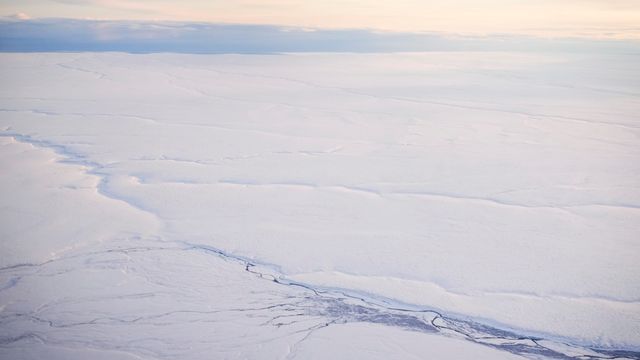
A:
0;18;637;54
7;13;31;20
3;1;639;39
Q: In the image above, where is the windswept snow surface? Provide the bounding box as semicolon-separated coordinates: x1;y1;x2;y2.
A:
1;52;639;359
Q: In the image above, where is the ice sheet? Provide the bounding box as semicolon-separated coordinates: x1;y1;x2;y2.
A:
1;52;639;358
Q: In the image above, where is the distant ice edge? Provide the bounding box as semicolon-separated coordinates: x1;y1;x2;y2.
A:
2;133;639;360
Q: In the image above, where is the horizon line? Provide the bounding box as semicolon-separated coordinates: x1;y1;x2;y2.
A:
1;17;639;55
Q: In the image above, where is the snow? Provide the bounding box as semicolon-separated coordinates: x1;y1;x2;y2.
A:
289;322;527;360
0;51;639;358
0;136;160;267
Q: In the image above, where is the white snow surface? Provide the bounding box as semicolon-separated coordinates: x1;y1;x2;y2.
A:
1;52;639;358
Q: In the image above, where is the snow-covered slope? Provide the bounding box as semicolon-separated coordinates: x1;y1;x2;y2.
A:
1;52;639;358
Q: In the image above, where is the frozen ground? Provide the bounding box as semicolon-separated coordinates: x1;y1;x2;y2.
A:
0;52;639;359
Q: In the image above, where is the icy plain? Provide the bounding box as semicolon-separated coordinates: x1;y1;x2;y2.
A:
1;52;639;359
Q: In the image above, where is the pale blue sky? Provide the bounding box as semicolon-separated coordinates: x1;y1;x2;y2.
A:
2;0;640;39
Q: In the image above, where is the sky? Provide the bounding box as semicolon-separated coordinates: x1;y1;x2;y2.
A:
2;0;640;39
